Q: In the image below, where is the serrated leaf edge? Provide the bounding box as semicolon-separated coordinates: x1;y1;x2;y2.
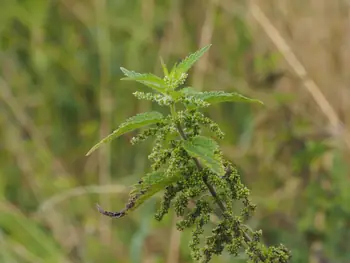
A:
86;111;163;156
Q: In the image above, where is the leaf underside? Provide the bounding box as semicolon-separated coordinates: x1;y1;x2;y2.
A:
97;171;181;218
183;135;224;175
129;171;181;211
86;111;164;156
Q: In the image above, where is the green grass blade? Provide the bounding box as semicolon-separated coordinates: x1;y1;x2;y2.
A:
0;205;66;262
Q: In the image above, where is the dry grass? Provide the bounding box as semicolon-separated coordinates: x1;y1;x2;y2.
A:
248;1;350;149
248;0;350;145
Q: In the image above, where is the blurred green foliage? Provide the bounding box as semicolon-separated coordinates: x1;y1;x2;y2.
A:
1;0;349;262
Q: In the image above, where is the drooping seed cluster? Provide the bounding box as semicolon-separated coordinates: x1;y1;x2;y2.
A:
123;98;291;261
130;105;289;262
97;93;291;262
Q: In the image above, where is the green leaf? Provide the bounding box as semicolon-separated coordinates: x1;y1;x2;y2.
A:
120;67;167;93
180;88;263;105
86;111;164;156
179;86;198;94
197;91;264;105
129;171;181;211
183;135;224;175
159;57;169;77
96;171;181;218
171;44;212;76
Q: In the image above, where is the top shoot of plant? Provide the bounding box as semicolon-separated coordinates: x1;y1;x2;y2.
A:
87;44;291;263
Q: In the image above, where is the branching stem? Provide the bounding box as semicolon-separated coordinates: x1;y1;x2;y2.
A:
171;105;266;261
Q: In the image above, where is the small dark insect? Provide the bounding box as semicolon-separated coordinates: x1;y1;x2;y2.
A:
96;189;146;218
96;203;126;218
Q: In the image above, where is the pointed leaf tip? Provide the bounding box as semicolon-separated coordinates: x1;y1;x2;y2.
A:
119;67;167;93
159;56;169;77
86;111;164;156
171;44;212;76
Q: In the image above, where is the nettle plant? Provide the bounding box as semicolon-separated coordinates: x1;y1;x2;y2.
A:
87;45;291;263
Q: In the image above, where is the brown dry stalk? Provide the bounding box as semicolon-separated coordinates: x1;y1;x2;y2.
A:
249;1;350;149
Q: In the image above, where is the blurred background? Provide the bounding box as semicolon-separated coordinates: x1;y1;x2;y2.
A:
1;0;350;262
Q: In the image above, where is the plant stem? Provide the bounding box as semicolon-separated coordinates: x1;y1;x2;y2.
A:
171;107;266;261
